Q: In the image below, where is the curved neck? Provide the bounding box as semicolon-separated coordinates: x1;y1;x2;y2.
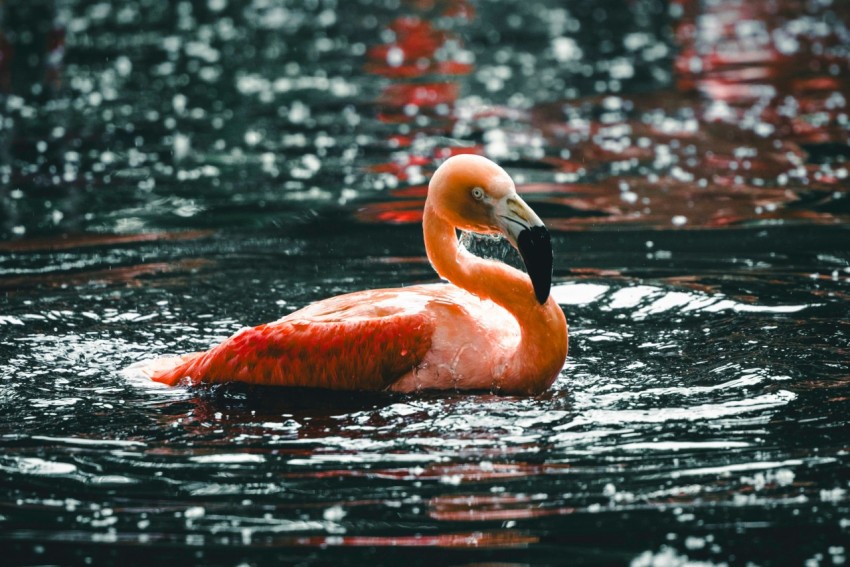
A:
423;204;568;394
423;203;532;311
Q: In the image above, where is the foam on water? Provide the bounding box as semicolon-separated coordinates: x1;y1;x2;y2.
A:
1;0;849;564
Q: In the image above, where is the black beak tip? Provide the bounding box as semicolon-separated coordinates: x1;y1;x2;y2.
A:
516;225;553;305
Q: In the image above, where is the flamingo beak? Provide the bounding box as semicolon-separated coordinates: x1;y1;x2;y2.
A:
496;196;553;304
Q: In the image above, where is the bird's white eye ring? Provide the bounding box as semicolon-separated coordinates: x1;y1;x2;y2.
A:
471;187;485;200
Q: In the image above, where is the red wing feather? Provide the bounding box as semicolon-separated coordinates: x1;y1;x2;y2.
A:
150;312;433;390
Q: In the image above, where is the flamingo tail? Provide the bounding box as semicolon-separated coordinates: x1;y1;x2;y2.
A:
142;352;207;386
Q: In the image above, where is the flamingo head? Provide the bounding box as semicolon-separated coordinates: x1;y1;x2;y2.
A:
427;154;553;304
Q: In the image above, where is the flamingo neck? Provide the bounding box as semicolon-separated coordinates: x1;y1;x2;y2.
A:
423;204;568;394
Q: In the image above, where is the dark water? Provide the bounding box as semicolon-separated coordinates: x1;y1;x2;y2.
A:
2;0;850;564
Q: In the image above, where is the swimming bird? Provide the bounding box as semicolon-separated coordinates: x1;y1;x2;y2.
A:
145;155;568;395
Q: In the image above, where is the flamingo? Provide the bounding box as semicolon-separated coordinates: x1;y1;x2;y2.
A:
143;155;568;395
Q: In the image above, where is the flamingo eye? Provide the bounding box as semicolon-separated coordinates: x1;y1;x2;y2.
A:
471;187;485;201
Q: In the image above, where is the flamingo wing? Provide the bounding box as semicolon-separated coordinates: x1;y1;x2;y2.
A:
150;303;434;390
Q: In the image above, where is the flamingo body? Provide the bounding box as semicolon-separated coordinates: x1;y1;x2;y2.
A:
143;155;568;395
150;289;433;390
150;284;522;391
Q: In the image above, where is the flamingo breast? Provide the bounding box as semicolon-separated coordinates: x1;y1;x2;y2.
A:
286;283;522;392
387;285;521;392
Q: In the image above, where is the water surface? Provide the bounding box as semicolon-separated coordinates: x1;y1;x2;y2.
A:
1;0;849;564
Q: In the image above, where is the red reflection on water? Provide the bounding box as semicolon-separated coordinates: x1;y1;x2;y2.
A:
367;17;471;79
296;530;537;548
1;528;537;549
390;184;429;198
0;258;212;292
0;28;12;93
534;177;822;230
429;493;575;522
356;201;425;225
377;83;460;124
379;82;460;109
360;0;849;231
368;0;475;182
674;0;850;142
0;230;214;252
362;4;482;241
377;462;565;482
44;18;66;91
281;461;572;485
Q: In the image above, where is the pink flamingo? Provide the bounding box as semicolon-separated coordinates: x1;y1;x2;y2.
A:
144;155;568;395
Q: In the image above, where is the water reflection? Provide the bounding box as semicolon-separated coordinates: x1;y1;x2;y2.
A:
354;0;850;232
1;0;850;564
